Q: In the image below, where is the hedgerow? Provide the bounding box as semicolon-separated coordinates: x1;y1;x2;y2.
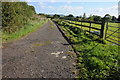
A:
2;2;36;33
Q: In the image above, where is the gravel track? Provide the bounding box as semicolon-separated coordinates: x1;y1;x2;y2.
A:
2;21;76;78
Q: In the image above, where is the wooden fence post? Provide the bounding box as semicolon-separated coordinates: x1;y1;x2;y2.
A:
81;22;82;29
100;20;106;39
89;22;92;34
104;21;109;39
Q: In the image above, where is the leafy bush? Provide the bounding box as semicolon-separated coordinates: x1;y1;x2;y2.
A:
2;2;36;33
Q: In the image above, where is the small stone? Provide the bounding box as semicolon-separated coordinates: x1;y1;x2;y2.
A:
72;62;76;66
35;57;37;59
21;72;24;74
43;76;46;78
61;51;64;53
56;55;59;57
41;70;44;72
31;50;35;52
25;50;29;53
4;76;7;78
62;56;67;59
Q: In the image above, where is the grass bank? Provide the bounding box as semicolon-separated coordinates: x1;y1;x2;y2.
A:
2;18;48;43
56;20;120;79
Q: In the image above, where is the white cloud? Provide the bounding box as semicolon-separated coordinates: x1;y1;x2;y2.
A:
111;5;118;10
50;0;56;3
38;2;46;8
39;5;83;16
39;2;45;6
60;5;83;12
20;0;119;2
89;5;118;17
94;5;118;12
20;0;32;2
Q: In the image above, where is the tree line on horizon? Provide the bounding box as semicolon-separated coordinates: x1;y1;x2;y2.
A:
44;13;120;22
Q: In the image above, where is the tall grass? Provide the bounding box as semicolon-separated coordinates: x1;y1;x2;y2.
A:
2;19;48;43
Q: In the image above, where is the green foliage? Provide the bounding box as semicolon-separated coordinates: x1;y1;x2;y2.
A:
62;19;119;45
87;14;94;21
118;15;120;21
67;14;74;17
111;16;117;22
3;18;48;42
93;15;102;22
61;14;75;20
52;14;60;19
104;14;112;21
82;13;86;20
56;20;120;79
2;2;36;33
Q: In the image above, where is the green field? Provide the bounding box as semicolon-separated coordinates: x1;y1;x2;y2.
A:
55;20;120;79
62;20;119;45
106;22;119;44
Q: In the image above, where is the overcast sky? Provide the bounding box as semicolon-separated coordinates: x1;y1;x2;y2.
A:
20;0;119;17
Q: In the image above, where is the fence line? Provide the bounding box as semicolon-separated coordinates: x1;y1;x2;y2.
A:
105;21;120;46
63;19;105;38
59;19;120;46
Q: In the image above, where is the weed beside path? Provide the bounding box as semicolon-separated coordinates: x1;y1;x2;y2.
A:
56;20;120;79
2;19;48;43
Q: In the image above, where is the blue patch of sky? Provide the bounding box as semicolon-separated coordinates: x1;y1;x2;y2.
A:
27;2;118;17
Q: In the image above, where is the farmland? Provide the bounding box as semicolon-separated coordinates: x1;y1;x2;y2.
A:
61;19;120;45
54;19;120;79
1;2;120;79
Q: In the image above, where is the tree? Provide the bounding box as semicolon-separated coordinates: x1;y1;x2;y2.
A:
2;2;36;33
67;14;74;17
88;14;94;21
76;16;79;18
111;16;117;22
53;14;60;19
29;5;36;14
65;14;74;20
93;15;102;22
82;13;86;20
118;15;120;21
45;14;52;18
104;14;111;21
75;16;79;20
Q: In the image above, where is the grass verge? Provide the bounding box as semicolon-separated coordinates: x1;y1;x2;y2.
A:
2;19;48;43
56;20;120;79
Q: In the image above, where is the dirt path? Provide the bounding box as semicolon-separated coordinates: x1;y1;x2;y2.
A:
2;21;76;78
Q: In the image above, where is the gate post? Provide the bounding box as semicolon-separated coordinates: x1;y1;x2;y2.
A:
104;21;109;39
100;19;106;39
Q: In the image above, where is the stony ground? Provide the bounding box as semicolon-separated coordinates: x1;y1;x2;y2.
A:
2;21;77;78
